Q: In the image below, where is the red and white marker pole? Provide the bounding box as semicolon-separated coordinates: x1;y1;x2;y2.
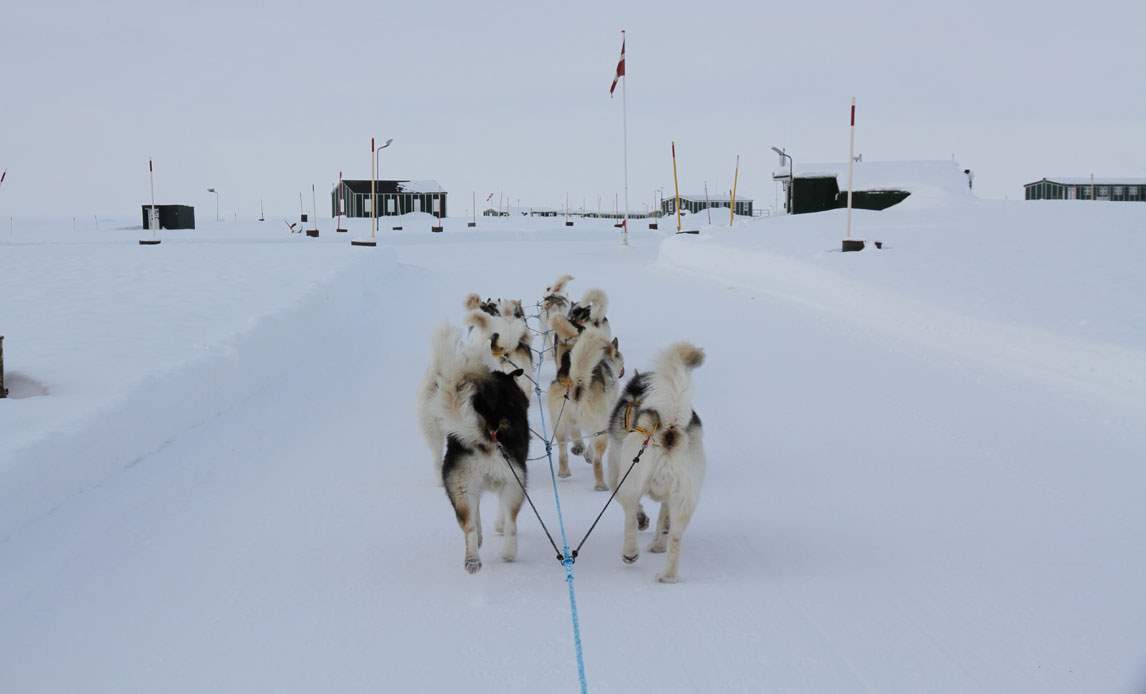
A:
846;97;856;241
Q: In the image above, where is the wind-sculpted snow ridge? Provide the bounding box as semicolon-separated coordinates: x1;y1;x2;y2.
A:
0;242;397;539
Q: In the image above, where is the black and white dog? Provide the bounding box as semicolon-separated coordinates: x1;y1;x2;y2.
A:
606;342;705;583
421;325;531;574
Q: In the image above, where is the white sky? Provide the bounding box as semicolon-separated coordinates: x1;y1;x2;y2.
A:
2;0;1144;219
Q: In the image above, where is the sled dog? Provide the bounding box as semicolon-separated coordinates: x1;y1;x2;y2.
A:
607;342;705;583
546;327;624;490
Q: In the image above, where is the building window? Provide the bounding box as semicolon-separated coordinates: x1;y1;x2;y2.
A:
363;196;372;215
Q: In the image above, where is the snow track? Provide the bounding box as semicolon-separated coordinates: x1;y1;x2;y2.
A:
2;218;1145;692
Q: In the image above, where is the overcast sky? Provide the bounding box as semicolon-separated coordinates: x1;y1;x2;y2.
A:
2;0;1144;219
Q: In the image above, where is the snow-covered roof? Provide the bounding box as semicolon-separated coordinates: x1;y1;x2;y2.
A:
397;180;445;193
1032;177;1146;186
674;194;754;203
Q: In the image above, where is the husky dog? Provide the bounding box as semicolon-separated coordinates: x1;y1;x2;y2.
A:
607;342;705;583
548;287;611;370
424;325;531;574
465;310;535;401
464;293;500;317
546;327;624;490
568;288;611;335
540;274;575;327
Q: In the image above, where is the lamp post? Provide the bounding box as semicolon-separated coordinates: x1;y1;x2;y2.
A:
771;147;793;214
207;187;220;222
374;137;393;235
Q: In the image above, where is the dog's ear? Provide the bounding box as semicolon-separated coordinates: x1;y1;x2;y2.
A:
509;368;524;378
490;332;500;350
612;337;619;348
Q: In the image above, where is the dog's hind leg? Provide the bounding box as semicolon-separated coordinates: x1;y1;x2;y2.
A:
591;436;609;491
498;482;524;562
657;496;696;584
547;385;572;478
648;502;670;553
446;479;483;574
619;497;641;564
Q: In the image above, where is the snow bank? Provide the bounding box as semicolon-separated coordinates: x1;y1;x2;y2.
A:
658;199;1146;411
0;222;397;537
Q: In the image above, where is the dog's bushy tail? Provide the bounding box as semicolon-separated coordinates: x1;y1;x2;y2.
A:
548;273;574;294
645;342;705;447
464;309;491;336
429;324;489;445
568;327;610;399
580;288;609;323
549;313;580;341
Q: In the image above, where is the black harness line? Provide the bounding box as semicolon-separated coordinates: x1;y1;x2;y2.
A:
491;431;565;562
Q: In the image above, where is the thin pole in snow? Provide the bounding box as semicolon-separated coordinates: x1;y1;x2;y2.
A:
704;181;711;224
371;137;377;240
299;191;304;222
620;29;630;246
730;154;740;226
846;97;856;240
311;183;318;231
671;141;682;233
148;158;157;239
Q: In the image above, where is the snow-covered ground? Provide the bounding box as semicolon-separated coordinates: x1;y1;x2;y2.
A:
1;191;1145;692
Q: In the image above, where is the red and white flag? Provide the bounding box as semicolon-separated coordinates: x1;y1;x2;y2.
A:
609;37;625;96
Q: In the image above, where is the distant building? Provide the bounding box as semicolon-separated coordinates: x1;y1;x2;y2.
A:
1024;178;1146;201
141;204;195;229
660;194;753;217
331;180;447;217
771;160;974;215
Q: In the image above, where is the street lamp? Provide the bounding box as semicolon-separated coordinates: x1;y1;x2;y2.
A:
371;137;393;241
207;187;220;222
771;147;794;214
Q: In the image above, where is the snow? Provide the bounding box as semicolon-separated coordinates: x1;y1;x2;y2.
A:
2;194;1145;692
397;179;445;193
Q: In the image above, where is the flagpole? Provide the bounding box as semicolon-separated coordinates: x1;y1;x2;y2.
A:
620;29;630;247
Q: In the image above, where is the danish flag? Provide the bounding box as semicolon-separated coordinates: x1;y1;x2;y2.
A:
609;37;625;96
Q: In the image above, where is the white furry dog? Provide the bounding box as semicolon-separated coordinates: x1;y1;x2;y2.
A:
464;309;535;401
607;342;705;583
420;324;531;574
546;326;624;490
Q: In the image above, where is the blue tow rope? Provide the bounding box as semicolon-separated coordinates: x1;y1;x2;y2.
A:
530;314;589;694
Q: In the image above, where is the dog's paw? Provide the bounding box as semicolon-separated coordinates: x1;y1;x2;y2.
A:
558;468;572;478
594;483;609;492
582;451;594;464
656;573;679;584
465;557;482;574
571;443;584;456
637;510;650;531
622;552;639;564
648;542;666;554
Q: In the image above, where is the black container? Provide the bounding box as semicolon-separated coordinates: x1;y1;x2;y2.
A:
306;229;319;238
841;239;864;252
351;240;377;247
